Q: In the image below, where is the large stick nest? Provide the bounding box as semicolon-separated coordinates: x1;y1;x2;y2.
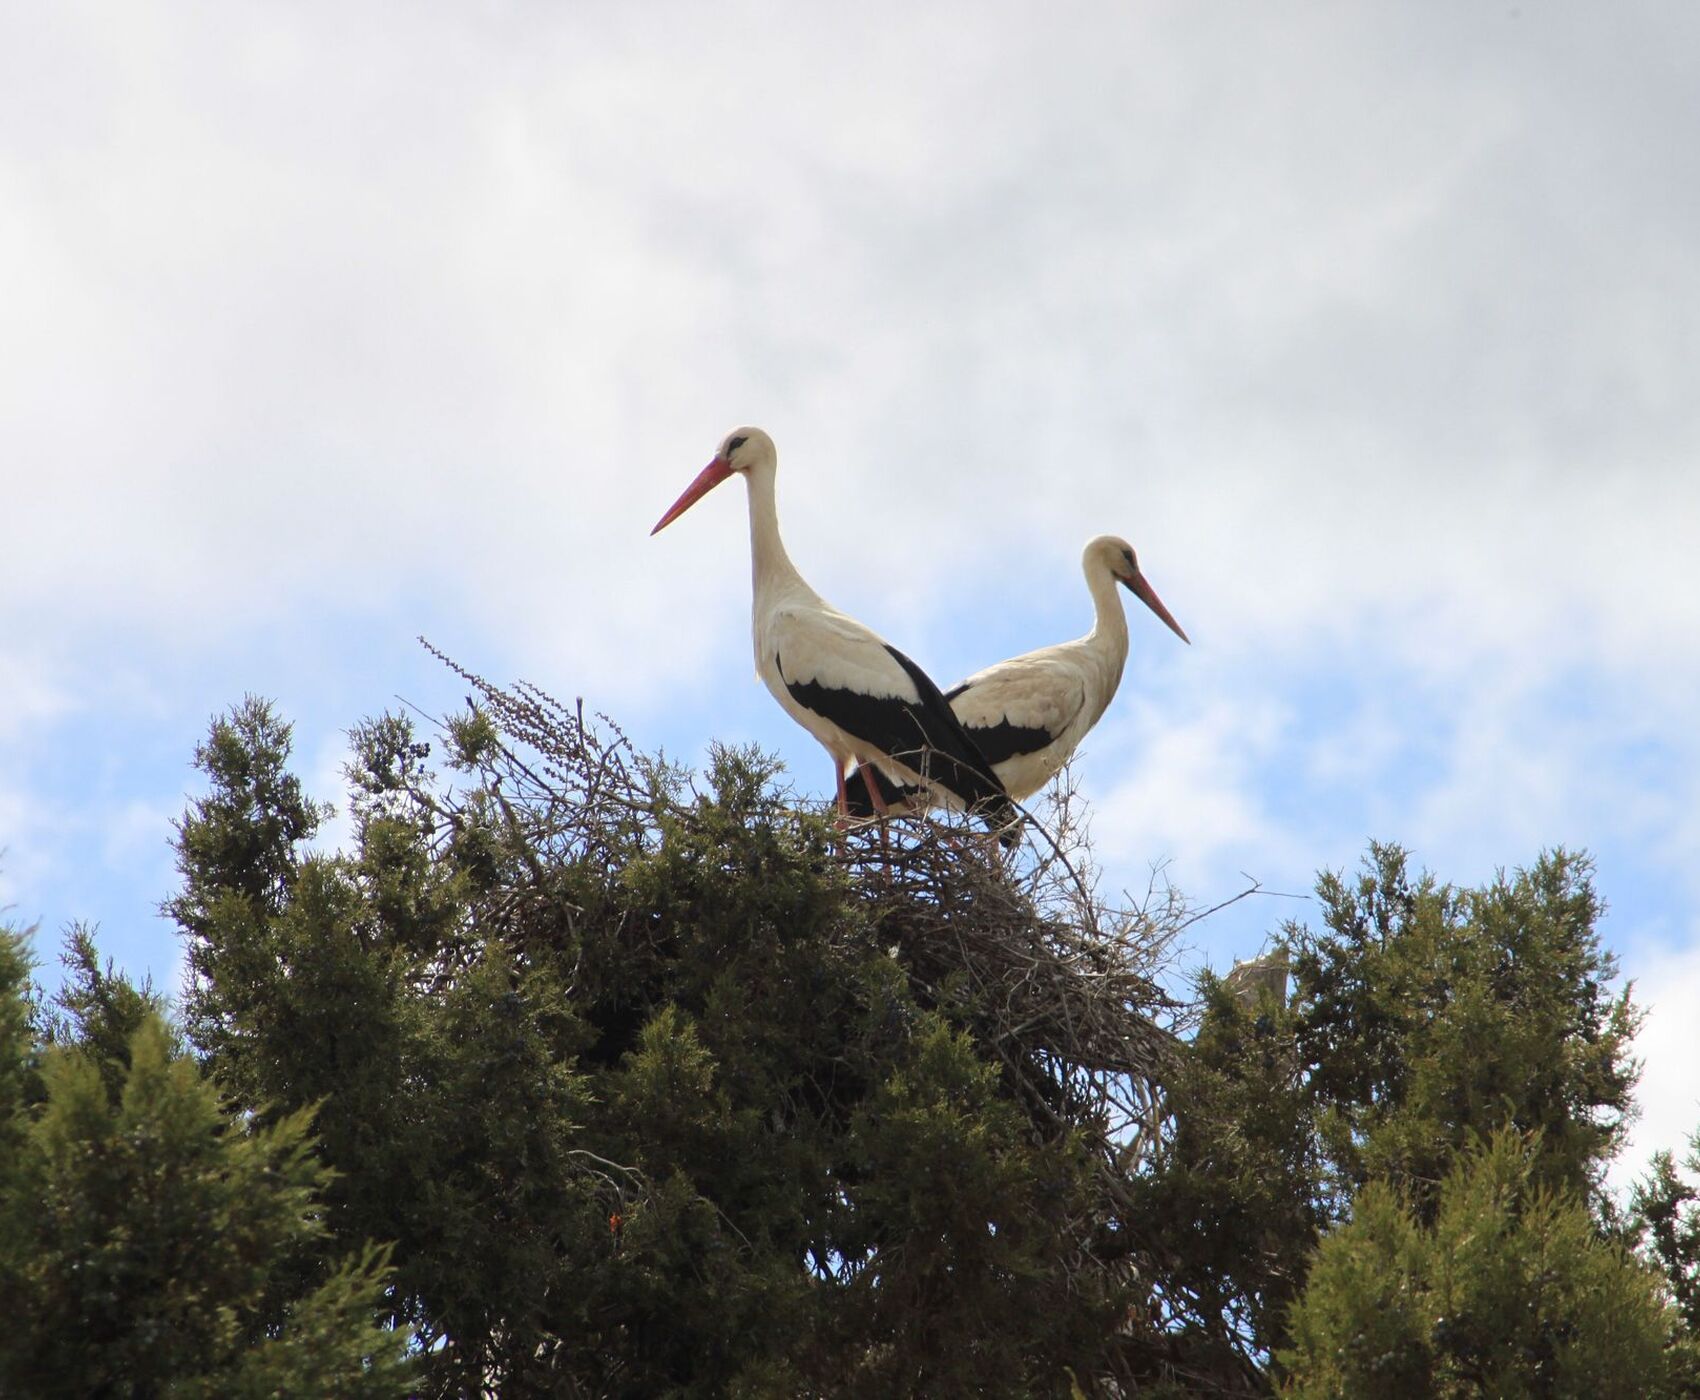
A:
833;779;1185;1178
418;642;1191;1184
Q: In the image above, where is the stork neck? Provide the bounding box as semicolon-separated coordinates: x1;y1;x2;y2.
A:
1085;565;1130;660
743;461;806;597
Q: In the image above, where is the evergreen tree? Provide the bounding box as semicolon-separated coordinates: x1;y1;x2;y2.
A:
1629;1127;1700;1388
1294;843;1639;1214
167;686;1166;1396
0;924;411;1398
1282;1130;1673;1397
0;917;39;1160
1133;843;1645;1386
5;675;1681;1396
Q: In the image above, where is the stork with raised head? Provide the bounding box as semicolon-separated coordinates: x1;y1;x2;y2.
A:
651;427;1019;842
847;534;1189;813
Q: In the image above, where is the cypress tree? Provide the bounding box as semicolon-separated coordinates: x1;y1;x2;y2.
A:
0;925;410;1398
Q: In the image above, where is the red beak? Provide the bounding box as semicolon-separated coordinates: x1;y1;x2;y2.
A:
650;458;734;535
1124;572;1191;644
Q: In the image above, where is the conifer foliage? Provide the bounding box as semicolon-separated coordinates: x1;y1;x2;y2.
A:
1283;1130;1671;1395
1129;844;1666;1393
0;925;409;1397
3;668;1695;1397
164;680;1179;1396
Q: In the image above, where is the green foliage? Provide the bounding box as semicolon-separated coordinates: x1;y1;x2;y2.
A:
169;697;1132;1396
0;947;410;1398
1133;843;1645;1384
1629;1130;1700;1388
836;1019;1111;1392
9;679;1685;1397
170;705;593;1387
0;924;40;1156
43;924;167;1099
1282;1130;1673;1398
1295;843;1639;1215
1128;970;1321;1386
170;696;326;927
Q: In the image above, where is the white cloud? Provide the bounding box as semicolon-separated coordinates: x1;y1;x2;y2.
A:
1612;934;1700;1195
0;1;1696;1100
0;650;75;742
1087;689;1300;892
0;786;42;924
0;653;74;922
2;2;1696;711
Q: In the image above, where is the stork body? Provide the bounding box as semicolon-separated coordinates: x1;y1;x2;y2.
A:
848;535;1188;812
652;428;1017;838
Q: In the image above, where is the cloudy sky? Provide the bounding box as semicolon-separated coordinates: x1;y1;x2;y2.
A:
3;1;1696;1185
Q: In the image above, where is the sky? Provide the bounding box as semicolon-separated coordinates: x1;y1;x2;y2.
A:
2;1;1697;1189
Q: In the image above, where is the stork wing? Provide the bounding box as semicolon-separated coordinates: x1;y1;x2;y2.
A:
770;606;1013;820
945;655;1088;766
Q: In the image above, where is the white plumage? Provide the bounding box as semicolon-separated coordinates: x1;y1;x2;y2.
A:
652;427;1016;834
849;534;1188;811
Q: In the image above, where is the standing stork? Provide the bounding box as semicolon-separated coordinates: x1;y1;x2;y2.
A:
847;534;1188;813
651;427;1019;841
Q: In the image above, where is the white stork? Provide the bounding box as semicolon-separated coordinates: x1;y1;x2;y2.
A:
847;534;1188;813
651;427;1018;841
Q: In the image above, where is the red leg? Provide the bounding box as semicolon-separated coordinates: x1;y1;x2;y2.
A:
860;765;893;866
835;763;850;820
858;764;890;816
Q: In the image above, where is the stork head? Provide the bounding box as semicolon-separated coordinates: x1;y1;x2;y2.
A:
717;426;774;473
650;427;774;535
1086;534;1190;644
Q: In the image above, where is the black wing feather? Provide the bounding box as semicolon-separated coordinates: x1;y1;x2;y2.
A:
781;644;1018;838
944;677;1062;766
941;677;1063;766
844;712;1055;814
961;715;1058;768
845;694;1054;818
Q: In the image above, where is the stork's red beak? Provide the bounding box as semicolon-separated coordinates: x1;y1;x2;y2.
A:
1124;572;1190;644
651;458;733;535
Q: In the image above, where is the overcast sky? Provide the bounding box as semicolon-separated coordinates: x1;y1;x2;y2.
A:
3;1;1697;1188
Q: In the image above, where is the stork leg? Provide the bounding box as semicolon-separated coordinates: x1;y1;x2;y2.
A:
858;764;893;866
857;764;891;816
834;763;850;828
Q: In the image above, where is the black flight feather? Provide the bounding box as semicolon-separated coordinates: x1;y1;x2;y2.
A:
955;714;1057;769
846;680;1055;819
780;644;1019;843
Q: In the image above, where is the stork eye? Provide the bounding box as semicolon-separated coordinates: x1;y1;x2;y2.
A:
727;434;749;453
